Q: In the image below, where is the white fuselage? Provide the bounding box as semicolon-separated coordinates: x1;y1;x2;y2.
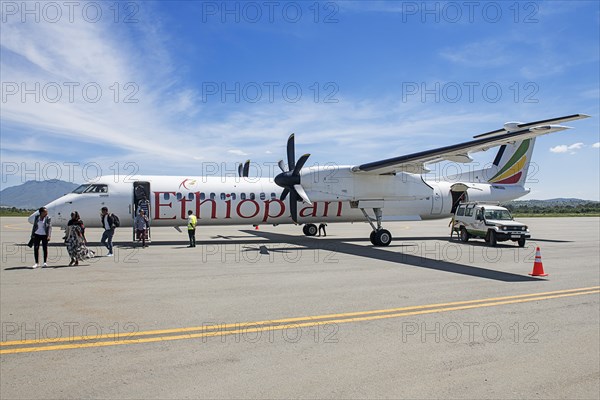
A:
33;166;529;229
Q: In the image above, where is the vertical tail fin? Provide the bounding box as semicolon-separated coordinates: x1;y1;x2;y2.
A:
487;138;535;185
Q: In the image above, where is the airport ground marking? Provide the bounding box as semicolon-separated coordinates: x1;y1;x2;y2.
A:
2;285;598;346
1;287;598;354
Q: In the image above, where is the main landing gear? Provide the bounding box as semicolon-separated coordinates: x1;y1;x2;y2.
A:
302;223;318;236
361;208;392;246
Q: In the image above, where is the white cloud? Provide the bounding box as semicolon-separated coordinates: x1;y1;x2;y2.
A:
0;9;201;164
593;142;600;148
439;40;510;68
227;149;249;156
550;143;585;154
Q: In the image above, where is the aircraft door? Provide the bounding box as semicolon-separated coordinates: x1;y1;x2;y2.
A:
450;184;469;214
133;181;151;243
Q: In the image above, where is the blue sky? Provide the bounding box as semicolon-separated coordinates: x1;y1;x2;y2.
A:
1;0;599;199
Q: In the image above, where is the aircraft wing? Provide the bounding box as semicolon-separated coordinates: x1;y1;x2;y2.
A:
351;114;590;175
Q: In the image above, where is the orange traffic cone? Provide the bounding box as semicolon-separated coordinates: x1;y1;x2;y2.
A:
529;247;548;277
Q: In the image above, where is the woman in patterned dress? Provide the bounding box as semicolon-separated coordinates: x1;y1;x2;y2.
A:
65;211;88;266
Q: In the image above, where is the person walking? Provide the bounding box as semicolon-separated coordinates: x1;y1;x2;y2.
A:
187;210;197;247
134;209;149;247
30;207;52;268
66;211;88;266
100;207;116;256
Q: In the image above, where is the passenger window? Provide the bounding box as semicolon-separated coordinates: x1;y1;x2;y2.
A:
188;193;194;200
210;193;216;200
271;192;276;200
231;193;237;201
259;192;266;200
176;193;183;200
241;193;246;200
250;193;256;200
163;193;170;200
200;193;206;201
220;193;226;200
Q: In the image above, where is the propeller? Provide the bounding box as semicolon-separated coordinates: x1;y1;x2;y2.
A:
274;133;311;223
237;160;251;178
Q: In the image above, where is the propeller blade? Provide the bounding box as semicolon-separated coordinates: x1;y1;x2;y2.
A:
293;184;312;205
277;159;286;173
280;188;289;201
243;160;250;177
289;190;298;223
292;153;310;176
238;163;243;177
287;133;295;171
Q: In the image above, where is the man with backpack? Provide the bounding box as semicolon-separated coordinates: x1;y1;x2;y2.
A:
100;206;119;256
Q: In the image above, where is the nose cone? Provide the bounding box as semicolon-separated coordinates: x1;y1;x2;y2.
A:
28;211;38;225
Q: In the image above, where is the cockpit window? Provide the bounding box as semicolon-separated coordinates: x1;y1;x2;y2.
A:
72;184;90;194
82;184;108;193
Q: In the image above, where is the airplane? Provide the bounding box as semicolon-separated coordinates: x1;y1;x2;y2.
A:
29;114;590;246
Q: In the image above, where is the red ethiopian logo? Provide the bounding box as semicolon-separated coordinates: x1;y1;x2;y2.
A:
179;179;197;190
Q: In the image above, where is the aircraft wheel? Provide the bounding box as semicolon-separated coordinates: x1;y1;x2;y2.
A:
369;230;377;245
460;227;469;243
488;230;497;247
372;229;392;247
303;223;318;236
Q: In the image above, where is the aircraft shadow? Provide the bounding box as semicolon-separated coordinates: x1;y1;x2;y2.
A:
238;230;543;282
9;233;543;281
529;238;574;243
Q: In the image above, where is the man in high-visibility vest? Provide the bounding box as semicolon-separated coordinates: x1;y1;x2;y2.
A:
187;210;197;248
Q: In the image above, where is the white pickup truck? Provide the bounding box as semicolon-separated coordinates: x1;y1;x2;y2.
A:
452;203;530;247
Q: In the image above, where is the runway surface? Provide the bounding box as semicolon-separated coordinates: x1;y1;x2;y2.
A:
1;216;599;399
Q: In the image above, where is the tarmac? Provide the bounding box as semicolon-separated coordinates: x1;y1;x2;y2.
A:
1;216;599;399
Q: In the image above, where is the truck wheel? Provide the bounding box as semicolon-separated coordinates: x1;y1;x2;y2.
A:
460;227;469;243
488;230;497;247
518;238;526;247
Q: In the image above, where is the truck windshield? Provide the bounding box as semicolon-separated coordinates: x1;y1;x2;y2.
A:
484;209;513;220
72;184;90;194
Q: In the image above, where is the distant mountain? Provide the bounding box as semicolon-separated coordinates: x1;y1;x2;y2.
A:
503;198;599;207
0;180;79;209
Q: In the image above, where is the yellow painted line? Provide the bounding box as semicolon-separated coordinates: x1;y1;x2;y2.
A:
2;286;598;347
1;289;598;355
